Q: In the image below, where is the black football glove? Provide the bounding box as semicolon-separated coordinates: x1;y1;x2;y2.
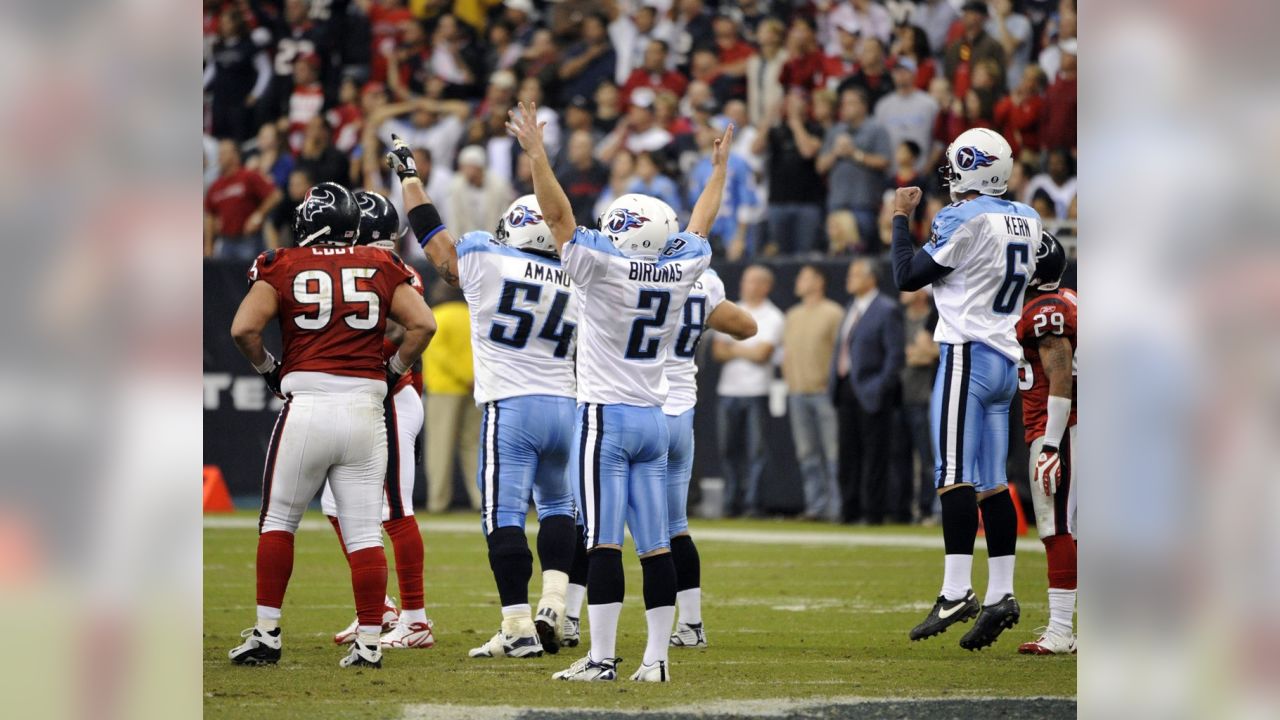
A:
261;360;284;400
384;134;419;181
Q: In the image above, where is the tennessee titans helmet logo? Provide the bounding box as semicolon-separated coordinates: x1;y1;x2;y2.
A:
604;208;651;234
507;204;544;228
302;188;337;222
955;145;998;171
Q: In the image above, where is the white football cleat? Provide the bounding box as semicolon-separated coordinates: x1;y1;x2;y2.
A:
333;596;399;644
228;627;282;665
534;601;565;654
553;654;619;681
338;639;383;668
1017;627;1077;655
629;659;670;682
561;615;581;648
669;622;707;648
381;618;436;649
468;623;544;659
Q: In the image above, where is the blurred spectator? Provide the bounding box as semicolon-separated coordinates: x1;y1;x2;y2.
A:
615;4;676;86
258;0;325;128
423;282;482;513
1024;148;1077;219
629;152;683;215
674;0;716;63
987;0;1034;90
994;65;1046;159
755;89;825;255
503;0;539;45
484;20;524;74
429;14;482;97
890;24;938;91
712;13;756;80
285;54;325;153
554;95;600;168
559;13;616;104
837;37;893;109
914;0;959;57
831;258;904;524
1036;5;1076;81
514;28;560;91
927;76;966;169
325;78;364;156
1006;159;1034;201
371;97;469;170
1029;188;1055;221
622;40;689;108
823;0;894;53
690;47;737;106
826;209;860;256
600;87;674;161
560;130;609;227
722;100;760;172
896;288;940;524
712;265;785;518
874;57;939;175
297;117;351;186
383;14;431;100
477;69;517;119
1041;38;1077;154
944;1;1006;100
686;121;758;257
368;0;414;85
204;140;282;259
593;81;624;134
204;6;269;141
962;87;995;131
264;168;313;250
594;150;636;222
729;0;769;39
891;140;927;192
444;145;515;235
783;265;845;521
817;88;892;253
745;17;788;125
779;17;828;92
518;75;563;159
812;88;838;132
472;108;517;187
825;18;861;80
244;123;294;192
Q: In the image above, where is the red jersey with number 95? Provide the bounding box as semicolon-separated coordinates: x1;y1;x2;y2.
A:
1016;289;1078;443
247;245;414;381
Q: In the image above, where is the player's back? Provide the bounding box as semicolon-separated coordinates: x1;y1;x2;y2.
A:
662;269;726;416
1017;288;1078;443
455;231;579;404
925;195;1042;361
249;244;413;383
562;228;712;407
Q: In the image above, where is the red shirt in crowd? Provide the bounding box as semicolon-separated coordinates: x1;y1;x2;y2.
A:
1041;73;1077;152
779;50;830;91
205;168;276;237
621;68;689;107
993;92;1044;157
718;39;756;67
369;3;414;83
912;58;938;90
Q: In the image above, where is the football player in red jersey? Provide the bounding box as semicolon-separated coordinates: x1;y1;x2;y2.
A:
1015;232;1077;655
321;190;437;649
227;182;436;669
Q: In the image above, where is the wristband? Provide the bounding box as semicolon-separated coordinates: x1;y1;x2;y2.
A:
1043;395;1072;447
388;353;411;376
252;352;277;374
408;203;445;247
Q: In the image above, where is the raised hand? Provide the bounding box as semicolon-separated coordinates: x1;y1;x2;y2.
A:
894;186;923;216
384;134;419;181
711;123;736;169
505;101;548;160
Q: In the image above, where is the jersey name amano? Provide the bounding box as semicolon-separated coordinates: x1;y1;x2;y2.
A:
1016;288;1078;443
925;195;1042;361
456;231;580;404
662;269;726;416
248;245;414;380
562;228;713;407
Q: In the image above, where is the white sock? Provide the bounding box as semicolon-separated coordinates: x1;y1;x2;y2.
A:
565;583;587;619
940;554;973;601
400;608;428;625
984;555;1016;606
357;626;381;644
676;588;702;626
540;570;568;609
1048;588;1076;636
643;606;676;666
500;604;532;634
256;605;281;632
587;602;622;662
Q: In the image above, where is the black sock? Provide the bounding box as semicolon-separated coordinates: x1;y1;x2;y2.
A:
568;527;589;587
486;526;532;607
979;489;1018;558
640;553;677;610
669;534;701;592
940;485;979;555
587;548;625;605
535;514;576;575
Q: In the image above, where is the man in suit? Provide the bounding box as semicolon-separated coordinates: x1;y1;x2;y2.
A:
831;258;905;524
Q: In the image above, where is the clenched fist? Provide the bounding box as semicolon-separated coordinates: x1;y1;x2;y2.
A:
894;186;923;216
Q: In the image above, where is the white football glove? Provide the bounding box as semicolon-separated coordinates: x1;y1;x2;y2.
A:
1034;446;1062;495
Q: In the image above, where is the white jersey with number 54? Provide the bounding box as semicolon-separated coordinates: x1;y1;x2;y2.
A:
924;195;1042;362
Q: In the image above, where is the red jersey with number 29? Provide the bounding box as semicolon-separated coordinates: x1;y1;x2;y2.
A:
1016;289;1078;444
248;245;414;381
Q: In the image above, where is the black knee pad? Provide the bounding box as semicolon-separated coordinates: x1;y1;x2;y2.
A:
979;489;1018;558
669;534;701;592
535;514;577;575
640;553;677;610
940;485;979;555
568;527;589;586
586;547;625;605
487;526;532;607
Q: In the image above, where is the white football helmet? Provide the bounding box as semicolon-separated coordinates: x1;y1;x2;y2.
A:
942;128;1013;201
599;193;679;258
495;195;556;256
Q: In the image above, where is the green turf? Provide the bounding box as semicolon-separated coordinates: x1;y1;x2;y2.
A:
204;511;1075;719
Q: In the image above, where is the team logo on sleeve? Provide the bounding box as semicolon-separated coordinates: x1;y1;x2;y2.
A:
506;204;544;227
301;187;338;222
955;146;998;171
604;208;650;234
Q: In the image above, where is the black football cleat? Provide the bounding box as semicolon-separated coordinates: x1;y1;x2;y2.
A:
959;594;1021;650
909;589;980;641
229;627;282;665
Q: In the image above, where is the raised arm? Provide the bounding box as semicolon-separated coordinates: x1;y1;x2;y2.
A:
890;187;951;291
385;134;460;286
707;300;758;341
687;123;736;237
506;101;575;249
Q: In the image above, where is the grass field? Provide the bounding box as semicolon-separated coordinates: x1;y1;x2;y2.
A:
204;511;1075;719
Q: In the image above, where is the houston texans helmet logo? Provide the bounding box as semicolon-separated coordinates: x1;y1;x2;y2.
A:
507;204;544;227
955;146;998;171
357;193;378;217
302;188;337;222
605;208;650;234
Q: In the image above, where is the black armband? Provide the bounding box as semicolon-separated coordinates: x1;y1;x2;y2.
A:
408;204;446;247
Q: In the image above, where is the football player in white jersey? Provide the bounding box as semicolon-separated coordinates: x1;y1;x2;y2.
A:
385;137;580;659
661;269;757;649
507;101;731;682
891;128;1042;651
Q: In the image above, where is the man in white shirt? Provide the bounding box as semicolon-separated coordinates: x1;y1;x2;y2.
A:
711;265;785;517
444;146;515;235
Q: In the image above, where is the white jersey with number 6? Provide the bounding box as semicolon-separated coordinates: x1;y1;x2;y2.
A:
662;270;726;416
924;195;1042;362
561;228;713;407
